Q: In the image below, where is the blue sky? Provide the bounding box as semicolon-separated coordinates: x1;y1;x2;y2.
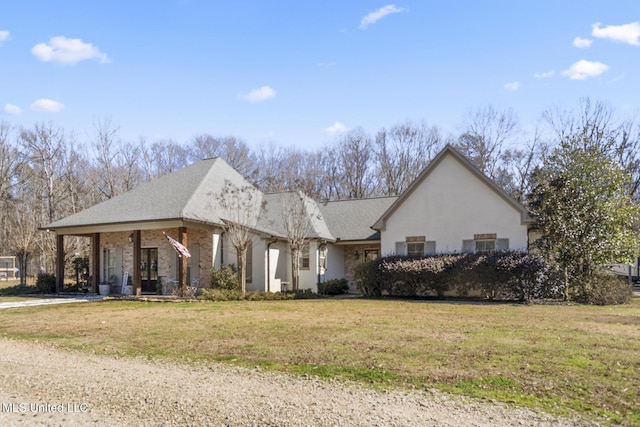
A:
2;1;639;149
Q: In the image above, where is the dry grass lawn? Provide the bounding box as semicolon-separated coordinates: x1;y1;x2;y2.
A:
0;297;638;425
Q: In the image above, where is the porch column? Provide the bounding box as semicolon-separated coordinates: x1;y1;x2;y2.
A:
55;234;64;293
133;230;142;296
91;233;100;293
178;227;187;296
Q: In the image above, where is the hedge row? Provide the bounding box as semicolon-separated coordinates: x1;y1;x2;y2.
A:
354;251;563;302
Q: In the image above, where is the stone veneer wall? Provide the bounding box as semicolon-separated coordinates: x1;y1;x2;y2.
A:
98;227;217;290
343;244;381;293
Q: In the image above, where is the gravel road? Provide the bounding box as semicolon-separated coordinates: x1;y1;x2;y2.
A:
0;338;598;426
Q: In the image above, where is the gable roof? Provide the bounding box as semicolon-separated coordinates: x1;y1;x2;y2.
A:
320;197;398;242
372;144;530;231
44;157;253;232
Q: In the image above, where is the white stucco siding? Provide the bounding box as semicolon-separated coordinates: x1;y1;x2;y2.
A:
380;155;528;255
323;244;345;282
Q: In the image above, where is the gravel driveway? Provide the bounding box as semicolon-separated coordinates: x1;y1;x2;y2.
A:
0;338;598;426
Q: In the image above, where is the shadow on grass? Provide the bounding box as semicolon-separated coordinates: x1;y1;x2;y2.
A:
0;283;38;296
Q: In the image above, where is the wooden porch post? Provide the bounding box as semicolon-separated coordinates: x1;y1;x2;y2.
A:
178;227;187;296
55;234;65;293
91;233;100;293
133;230;142;296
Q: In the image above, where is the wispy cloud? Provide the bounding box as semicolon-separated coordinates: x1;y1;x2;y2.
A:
573;37;592;48
31;99;65;112
562;60;609;80
359;4;405;30
0;30;9;45
31;36;110;65
592;22;640;46
324;122;348;136
3;104;22;115
241;86;276;102
534;70;554;79
504;82;520;92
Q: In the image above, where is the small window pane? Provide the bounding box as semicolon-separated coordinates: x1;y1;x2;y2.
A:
475;240;495;253
407;242;425;257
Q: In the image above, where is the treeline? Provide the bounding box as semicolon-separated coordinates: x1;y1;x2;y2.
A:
1;98;639;280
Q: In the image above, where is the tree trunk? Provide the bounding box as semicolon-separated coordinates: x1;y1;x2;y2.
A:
238;249;247;295
290;247;299;291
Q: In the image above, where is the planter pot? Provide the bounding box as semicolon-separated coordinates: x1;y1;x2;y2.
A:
124;285;133;296
98;284;110;296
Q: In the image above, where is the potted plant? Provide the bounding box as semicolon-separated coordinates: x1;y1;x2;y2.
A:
98;282;110;296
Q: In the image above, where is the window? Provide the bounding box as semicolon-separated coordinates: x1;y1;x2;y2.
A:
463;236;509;253
407;242;425;257
298;243;310;270
475;240;495;253
364;249;379;262
395;239;435;256
246;242;253;283
104;248;117;283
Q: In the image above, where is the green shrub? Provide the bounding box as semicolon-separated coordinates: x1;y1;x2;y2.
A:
354;260;382;296
35;273;56;293
572;270;633;305
318;278;349;295
197;288;323;302
359;251;561;302
210;264;239;290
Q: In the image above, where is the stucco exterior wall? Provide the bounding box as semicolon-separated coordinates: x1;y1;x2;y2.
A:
380;155;528;255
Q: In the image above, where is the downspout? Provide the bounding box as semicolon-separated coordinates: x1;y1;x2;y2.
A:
267;237;278;292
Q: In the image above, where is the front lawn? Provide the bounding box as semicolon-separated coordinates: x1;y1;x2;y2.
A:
0;297;638;425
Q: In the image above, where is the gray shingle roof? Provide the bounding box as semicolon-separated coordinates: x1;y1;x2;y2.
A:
319;197;398;241
44;158;253;230
257;192;334;240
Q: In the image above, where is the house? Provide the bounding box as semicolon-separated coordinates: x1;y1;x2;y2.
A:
43;145;530;295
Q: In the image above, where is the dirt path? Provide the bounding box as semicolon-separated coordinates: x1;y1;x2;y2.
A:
0;338;598;426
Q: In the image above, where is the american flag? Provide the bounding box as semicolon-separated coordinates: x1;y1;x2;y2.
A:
163;232;191;258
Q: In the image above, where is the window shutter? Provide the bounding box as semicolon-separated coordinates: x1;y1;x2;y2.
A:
462;240;474;253
425;241;436;255
496;238;509;251
395;241;405;255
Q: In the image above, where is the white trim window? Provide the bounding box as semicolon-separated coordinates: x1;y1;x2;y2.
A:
396;237;436;257
298;243;310;270
463;235;509;253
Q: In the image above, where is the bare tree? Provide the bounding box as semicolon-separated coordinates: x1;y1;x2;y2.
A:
455;105;520;180
216;180;264;295
0;122;23;253
189;134;258;180
334;127;374;199
375;120;443;196
138;138;189;181
278;191;320;291
542;98;640;198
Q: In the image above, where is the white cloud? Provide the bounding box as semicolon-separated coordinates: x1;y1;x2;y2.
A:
592;22;640;46
359;4;405;29
0;30;9;44
534;70;554;79
31;36;110;64
3;104;22;115
562;60;609;80
573;37;593;48
324;122;348;136
30;99;65;113
241;86;276;102
504;82;520;92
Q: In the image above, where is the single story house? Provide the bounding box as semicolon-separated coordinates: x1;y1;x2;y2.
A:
43;145;530;295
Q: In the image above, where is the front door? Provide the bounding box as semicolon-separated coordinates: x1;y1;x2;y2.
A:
140;248;158;293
